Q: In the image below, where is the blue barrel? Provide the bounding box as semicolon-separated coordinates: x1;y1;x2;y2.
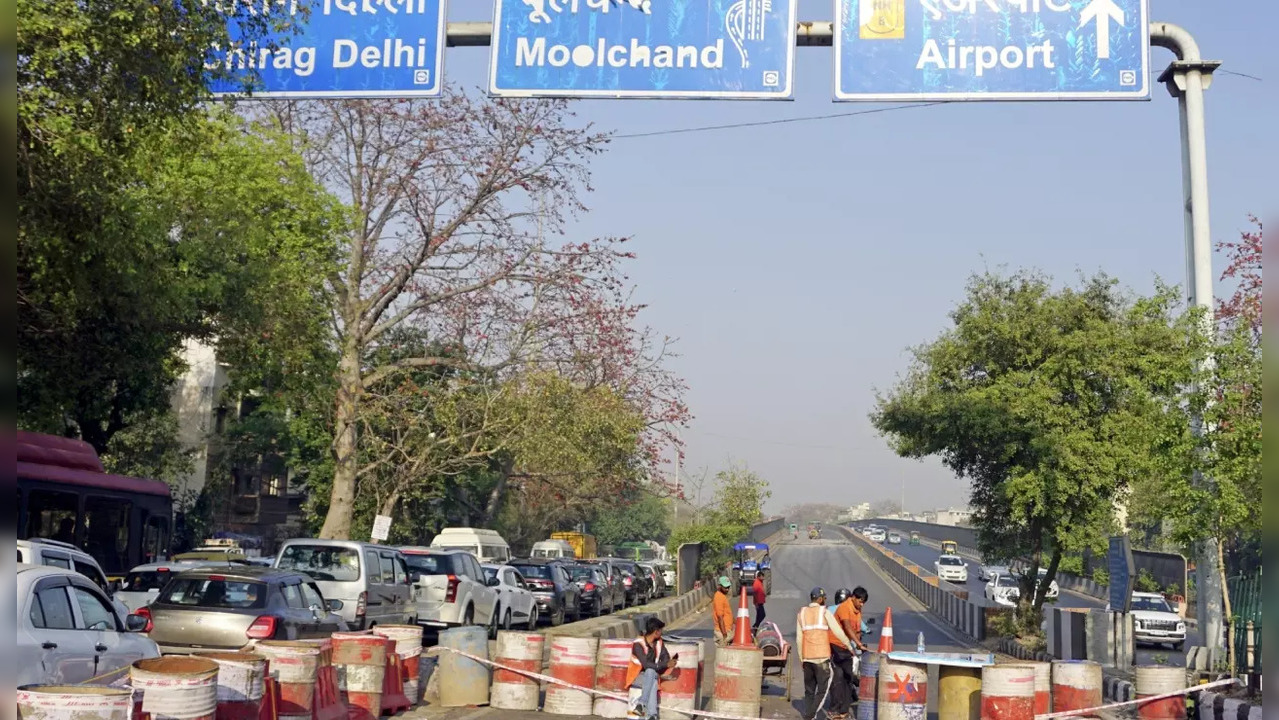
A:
855;652;879;720
438;626;491;707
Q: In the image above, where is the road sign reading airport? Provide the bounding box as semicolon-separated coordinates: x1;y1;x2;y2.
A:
834;0;1150;101
207;0;447;98
489;0;798;99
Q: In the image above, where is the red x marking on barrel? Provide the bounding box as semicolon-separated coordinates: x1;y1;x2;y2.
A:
886;673;925;704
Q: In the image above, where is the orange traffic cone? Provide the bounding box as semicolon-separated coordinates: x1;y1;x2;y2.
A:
877;607;894;653
731;585;754;647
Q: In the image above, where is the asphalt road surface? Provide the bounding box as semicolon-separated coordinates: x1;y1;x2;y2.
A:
868;529;1198;666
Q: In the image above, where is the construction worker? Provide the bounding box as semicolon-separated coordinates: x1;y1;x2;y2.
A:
797;587;853;720
625;616;678;720
751;573;767;631
828;587;871;718
712;576;734;646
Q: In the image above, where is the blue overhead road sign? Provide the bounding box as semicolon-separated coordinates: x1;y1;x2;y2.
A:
208;0;446;98
490;0;798;99
834;0;1150;100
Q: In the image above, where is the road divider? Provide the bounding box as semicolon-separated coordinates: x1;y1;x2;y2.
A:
840;527;995;641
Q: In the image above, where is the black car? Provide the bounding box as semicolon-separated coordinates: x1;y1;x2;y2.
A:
608;559;651;606
509;558;581;626
568;563;623;616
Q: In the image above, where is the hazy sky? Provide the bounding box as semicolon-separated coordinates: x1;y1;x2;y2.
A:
443;1;1275;512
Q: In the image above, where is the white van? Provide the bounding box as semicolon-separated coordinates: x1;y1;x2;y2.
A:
430;528;511;563
531;539;576;559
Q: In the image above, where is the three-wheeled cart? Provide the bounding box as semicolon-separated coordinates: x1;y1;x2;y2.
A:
756;621;793;701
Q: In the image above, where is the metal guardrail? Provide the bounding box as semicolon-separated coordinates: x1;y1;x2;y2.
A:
839;527;992;641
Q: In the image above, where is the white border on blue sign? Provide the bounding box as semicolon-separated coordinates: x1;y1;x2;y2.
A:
487;0;798;100
831;0;1150;102
211;0;449;100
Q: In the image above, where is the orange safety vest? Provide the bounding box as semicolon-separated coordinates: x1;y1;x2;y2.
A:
798;605;832;661
624;636;666;689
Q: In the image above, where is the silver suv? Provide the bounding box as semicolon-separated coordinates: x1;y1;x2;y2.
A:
18;538;129;619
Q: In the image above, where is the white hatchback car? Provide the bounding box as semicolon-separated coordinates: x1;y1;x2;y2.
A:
17;563;159;686
482;563;539;635
935;554;970;583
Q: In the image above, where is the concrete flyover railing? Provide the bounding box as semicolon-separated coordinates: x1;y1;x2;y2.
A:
838;526;994;641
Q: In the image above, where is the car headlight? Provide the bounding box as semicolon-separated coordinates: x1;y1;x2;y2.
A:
1177;622;1186;631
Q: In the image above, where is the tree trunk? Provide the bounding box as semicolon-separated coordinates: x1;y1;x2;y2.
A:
1217;537;1235;675
319;347;363;539
482;457;514;524
379;489;401;519
1033;549;1063;617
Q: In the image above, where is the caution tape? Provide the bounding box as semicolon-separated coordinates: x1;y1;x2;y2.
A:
436;646;767;720
1034;677;1240;720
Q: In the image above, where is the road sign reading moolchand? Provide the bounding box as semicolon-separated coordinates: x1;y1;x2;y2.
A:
489;0;798;99
207;0;446;98
834;0;1149;100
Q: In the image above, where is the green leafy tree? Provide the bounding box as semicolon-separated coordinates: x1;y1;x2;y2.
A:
18;0;311;451
1158;219;1263;673
666;462;771;579
588;489;671;547
871;271;1198;632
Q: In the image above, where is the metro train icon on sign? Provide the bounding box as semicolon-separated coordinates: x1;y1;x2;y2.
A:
834;0;1150;101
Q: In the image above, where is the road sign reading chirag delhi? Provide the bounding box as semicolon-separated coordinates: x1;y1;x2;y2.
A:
834;0;1150;101
207;0;447;99
489;0;798;99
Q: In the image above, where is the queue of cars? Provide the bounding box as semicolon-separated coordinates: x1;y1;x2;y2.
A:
16;530;676;688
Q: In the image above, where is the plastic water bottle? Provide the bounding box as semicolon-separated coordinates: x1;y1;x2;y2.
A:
916;631;926;655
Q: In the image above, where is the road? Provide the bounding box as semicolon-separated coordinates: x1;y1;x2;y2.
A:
866;528;1198;666
419;527;982;720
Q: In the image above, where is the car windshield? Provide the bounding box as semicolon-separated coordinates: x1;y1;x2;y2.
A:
1131;596;1173;613
403;553;453;581
122;570;175;592
513;564;553;579
158;578;267;609
939;557;963;566
277;545;360;581
996;576;1018;587
483;567;499;583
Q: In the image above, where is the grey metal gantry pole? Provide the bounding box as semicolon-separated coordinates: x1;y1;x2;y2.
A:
1149;22;1224;658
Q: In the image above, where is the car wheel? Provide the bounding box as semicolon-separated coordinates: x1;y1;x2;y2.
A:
488;607;500;639
462;605;475;626
503;608;512;632
551;603;564;627
1172;642;1184;652
593;598;602;618
527;606;539;631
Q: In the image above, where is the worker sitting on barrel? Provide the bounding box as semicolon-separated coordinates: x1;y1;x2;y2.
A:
625;616;679;720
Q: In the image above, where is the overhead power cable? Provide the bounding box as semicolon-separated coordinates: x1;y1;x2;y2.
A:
612;101;953;139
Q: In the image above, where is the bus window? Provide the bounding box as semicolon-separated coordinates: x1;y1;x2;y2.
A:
25;489;79;544
143;515;169;564
84;496;131;575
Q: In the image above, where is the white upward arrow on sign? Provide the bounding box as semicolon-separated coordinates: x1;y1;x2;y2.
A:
1079;0;1125;60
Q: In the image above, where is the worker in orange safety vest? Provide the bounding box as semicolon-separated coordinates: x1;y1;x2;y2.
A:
624;616;678;720
797;587;854;720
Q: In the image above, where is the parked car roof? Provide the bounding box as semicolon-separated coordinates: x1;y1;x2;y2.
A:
170;565;308;583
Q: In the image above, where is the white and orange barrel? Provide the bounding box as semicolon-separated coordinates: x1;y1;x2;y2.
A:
373;625;423;706
980;664;1035;720
1051;660;1102;716
1026;661;1051;716
1135;665;1187;720
254;641;322;720
17;685;133;720
658;642;701;720
592;639;634;718
710;646;763;718
878;660;928;720
545;637;599;716
130;657;220;720
439;625;492;708
332;632;387;720
193;652;267;720
491;631;545;711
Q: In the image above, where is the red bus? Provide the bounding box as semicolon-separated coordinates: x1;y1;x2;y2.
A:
17;430;173;577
